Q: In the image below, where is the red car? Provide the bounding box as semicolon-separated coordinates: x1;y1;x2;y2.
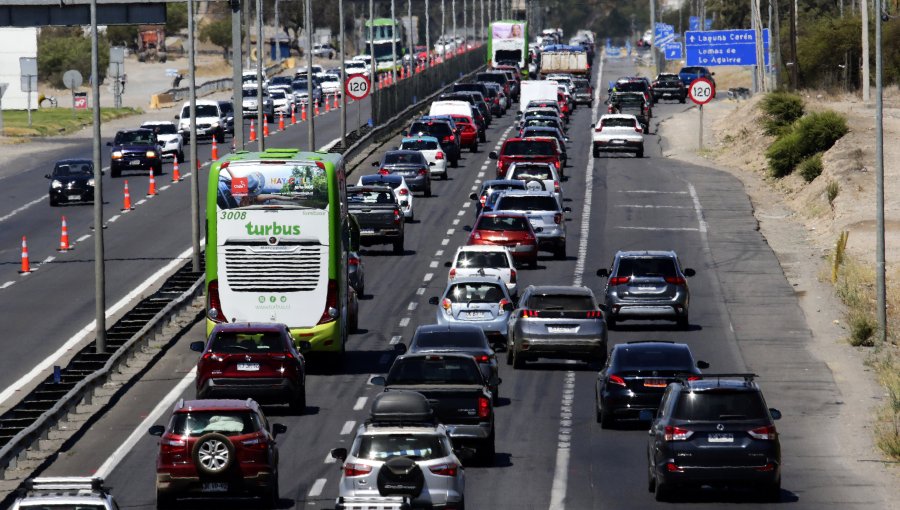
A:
557;92;571;119
149;398;287;507
489;137;562;178
449;114;479;152
467;211;539;268
191;322;308;413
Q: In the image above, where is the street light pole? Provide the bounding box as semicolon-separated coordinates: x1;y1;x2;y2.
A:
441;0;446;61
875;0;886;342
426;0;431;67
188;0;201;272
306;0;315;149
862;0;870;102
649;0;656;70
391;0;398;84
256;0;265;151
370;0;377;123
231;0;244;151
275;0;281;66
90;0;106;354
340;0;346;145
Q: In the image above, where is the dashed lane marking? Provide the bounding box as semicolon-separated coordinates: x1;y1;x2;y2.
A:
76;234;91;243
423;273;433;282
159;185;171;191
441;239;449;245
340;420;356;435
457;210;466;216
0;281;14;290
430;261;439;268
107;214;120;223
353;396;368;411
41;256;54;265
446;228;455;235
688;182;709;234
435;249;444;256
462;201;471;208
616;204;690;209
399;317;410;327
0;195;46;224
408;302;417;311
390;336;402;344
416;288;426;295
308;478;327;498
135;199;147;206
452;218;460;225
625;190;688;194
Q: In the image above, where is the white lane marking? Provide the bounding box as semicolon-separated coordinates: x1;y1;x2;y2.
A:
615;204;690;209
446;228;455;235
435;249;444;257
308;478;327;497
95;368;197;478
41;256;55;265
471;185;478;191
159;185;171;191
615;226;699;231
182;172;192;178
135;199;147;205
0;242;202;407
416;287;426;295
107;214;120;223
0;195;46;224
353;396;368;411
340;420;356;435
0;281;15;290
477;172;485;178
407;302;417;311
687;182;709;234
76;234;91;243
462;201;471;208
390;335;402;344
457;210;465;216
441;239;449;246
625;190;688;194
399;317;410;327
430;260;438;268
423;273;433;282
452;218;460;226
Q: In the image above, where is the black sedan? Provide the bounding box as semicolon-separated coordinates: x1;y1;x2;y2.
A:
372;150;432;197
46;159;95;206
107;128;163;178
595;341;708;428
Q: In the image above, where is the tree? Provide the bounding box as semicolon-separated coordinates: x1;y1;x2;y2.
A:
201;18;234;59
38;27;109;88
166;3;188;34
106;25;138;49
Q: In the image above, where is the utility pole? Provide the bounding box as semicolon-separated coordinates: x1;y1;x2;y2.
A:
481;0;484;43
244;0;251;69
773;0;782;88
256;0;265;151
452;0;457;51
875;0;887;342
408;0;413;76
751;0;766;92
441;0;446;61
189;0;201;272
391;0;398;84
862;0;870;102
231;0;244;151
90;0;106;354
426;0;431;67
788;0;798;89
306;0;315;149
370;0;377;123
649;0;656;70
340;0;346;145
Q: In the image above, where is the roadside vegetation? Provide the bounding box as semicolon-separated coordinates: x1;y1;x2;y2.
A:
1;108;141;137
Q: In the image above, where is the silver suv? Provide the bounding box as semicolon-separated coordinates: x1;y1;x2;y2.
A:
331;392;468;510
596;250;695;329
491;191;570;259
12;477;119;510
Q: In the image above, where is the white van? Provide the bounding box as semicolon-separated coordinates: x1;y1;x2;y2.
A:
429;100;475;119
519;80;559;114
176;99;225;142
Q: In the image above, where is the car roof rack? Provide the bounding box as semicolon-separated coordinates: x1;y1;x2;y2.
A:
367;391;436;427
21;477;108;497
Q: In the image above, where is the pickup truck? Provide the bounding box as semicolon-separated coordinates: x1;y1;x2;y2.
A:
372;352;498;463
592;114;645;158
607;91;651;132
347;185;405;254
652;73;687;103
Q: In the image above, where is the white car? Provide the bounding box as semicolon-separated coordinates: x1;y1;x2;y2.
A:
176;99;226;142
318;73;342;99
446;245;518;297
345;60;370;77
357;174;415;220
434;36;457;55
351;55;373;73
295;65;324;78
268;88;291;114
399;135;448;180
141;121;184;162
592;114;645;158
11;477;119;510
507;162;562;204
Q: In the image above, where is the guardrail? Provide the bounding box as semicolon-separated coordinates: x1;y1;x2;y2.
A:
150;62;285;108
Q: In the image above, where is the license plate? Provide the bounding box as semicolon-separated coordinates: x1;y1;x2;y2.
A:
643;378;667;388
201;482;228;493
547;326;577;334
360;229;375;234
465;311;487;319
237;363;259;371
611;139;626;144
68;195;81;200
129;160;141;166
638;285;657;290
708;433;734;443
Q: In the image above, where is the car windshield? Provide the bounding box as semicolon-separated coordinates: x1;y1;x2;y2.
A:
526;109;558;119
615;346;695;372
169;411;261;437
475;215;530;232
384;152;425;165
573;79;590;91
242;89;263;98
401;140;439;151
446;282;505;303
320;75;339;83
510;166;553;181
672;391;768;421
219;102;234;114
360;176;402;189
523;128;558;140
270;90;286;99
414;330;487;349
616;257;678;278
355;434;447;461
502;140;555;156
114;131;154;145
145;123;177;135
181;104;219;117
456;251;509;269
528;294;594;310
209;331;286;353
387;357;483;385
495;195;558;212
348;189;396;204
54;162;93;176
602;118;637;128
216;162;330;210
525;119;559;129
292;81;310;92
680;67;705;75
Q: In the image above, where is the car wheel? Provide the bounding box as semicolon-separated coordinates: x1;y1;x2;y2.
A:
479;132;486;143
393;237;404;255
177;150;185;163
451;157;459;168
600;407;614;429
512;349;525;369
679;97;686;104
479;431;496;465
763;479;782;502
506;347;513;365
491;384;499;403
528;258;538;269
111;169;121;178
677;314;689;330
290;384;306;415
606;317;616;330
593;147;599;158
654;480;672;502
636;149;644;158
49;196;59;207
554;244;566;260
647;466;656;493
156;489;177;510
470;143;478;153
442;171;449;181
192;433;235;476
267;476;280;508
215;130;225;143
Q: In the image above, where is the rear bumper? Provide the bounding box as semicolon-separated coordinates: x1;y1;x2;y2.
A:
360;229;403;245
444;421;493;440
156;470;276;497
593;140;643;153
517;336;606;359
657;462;781;487
607;303;686;320
198;377;299;402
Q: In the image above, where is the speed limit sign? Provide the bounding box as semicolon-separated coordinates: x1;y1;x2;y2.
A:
345;74;371;101
688;78;715;105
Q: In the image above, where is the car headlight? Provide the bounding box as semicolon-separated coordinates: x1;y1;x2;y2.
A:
210;122;220;128
111;151;123;159
87;178;95;187
51;179;63;188
146;151;157;158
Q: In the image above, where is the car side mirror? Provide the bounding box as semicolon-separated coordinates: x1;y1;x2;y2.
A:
428;296;440;305
444;261;452;268
769;408;782;420
272;423;287;437
533;226;544;233
148;425;165;437
638;410;654;422
454;446;477;462
371;161;380;167
189;341;205;353
469;192;478;200
394;343;407;354
489;151;499;160
683;268;696;277
298;340;312;354
596;268;610;277
463;225;472;232
711;72;716;76
45;174;51;179
696;360;710;369
502;302;514;312
565;137;571;142
330;447;348;462
401;131;408;136
174;115;179;120
370;375;386;386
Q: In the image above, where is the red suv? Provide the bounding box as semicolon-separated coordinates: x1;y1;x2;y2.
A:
449;114;480;152
190;322;308;413
489;138;562;179
149;398;287;508
466;211;539;268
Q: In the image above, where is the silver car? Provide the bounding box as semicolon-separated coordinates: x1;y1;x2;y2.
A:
506;285;608;368
12;477;119;510
331;392;467;510
491;191;570;259
596;250;695;329
428;276;515;344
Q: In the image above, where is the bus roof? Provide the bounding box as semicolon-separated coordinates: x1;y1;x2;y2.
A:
218;149;344;165
365;18;398;27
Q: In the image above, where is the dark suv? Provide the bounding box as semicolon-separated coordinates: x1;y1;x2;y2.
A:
107;128;163;178
645;374;782;501
149;398;287;508
406;117;461;167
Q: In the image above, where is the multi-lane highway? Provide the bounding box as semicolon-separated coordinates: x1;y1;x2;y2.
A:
28;57;895;509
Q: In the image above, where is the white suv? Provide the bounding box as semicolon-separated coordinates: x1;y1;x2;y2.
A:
446;245;518;297
176;99;225;143
12;477;118;510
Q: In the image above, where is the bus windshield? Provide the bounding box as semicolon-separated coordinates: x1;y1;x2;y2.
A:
217;162;330;210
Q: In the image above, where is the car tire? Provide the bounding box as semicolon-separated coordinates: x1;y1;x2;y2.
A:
599;407;614;429
393;237;404;255
442;171;448;181
177;150;185;163
763;479;782;502
267;476;280;508
554;244;566;260
592;147;599;158
290;384;306;415
654;481;672;502
470;143;478;153
506;347;513;365
647;466;656;493
677;314;689;330
156;489;177;510
512;349;525;369
425;184;432;197
479;132;486;143
49;196;59;207
111;169;121;178
192;433;235;476
606;317;616;330
216;130;225;143
479;431;496;465
451;157;459;168
528;258;538;269
636;149;644;158
679;97;686;104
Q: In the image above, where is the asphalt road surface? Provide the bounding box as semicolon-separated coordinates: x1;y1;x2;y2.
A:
35;57;893;509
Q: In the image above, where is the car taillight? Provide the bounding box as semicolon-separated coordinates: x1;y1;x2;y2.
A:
554;181;560;193
554;160;560;169
479;194;487;206
666;462;684;473
398;188;409;195
378;168;389;175
201;351;223;362
317;279;338;325
344;463;373;477
349;255;360;266
393;208;401;224
475;354;490;363
665;276;686;285
418;167;427;175
510;269;517;283
449;268;457;278
472;231;482;240
429;463;459;477
477;396;490;418
664;426;693;441
748;425;778;440
608;374;626;386
521;309;539;318
499;298;510;308
595;126;602;132
586;310;603;318
608;276;631;285
687;375;702;381
554;213;562;224
607;105;614;113
240;435;269;450
443;135;455;142
160;436;187;454
436;151;445;160
441;298;452;310
207;280;226;322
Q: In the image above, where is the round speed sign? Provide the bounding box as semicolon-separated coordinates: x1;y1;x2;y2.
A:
345;74;371;101
688;78;715;105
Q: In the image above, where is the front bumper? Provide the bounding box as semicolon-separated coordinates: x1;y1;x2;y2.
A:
110;156;160;171
50;186;94;203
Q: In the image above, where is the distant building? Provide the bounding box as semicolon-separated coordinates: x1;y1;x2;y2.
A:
0;27;38;110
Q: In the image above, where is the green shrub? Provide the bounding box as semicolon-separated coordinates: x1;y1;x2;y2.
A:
793;111;849;155
798;153;824;182
826;181;840;206
38;27;109;89
848;310;877;346
766;130;805;177
759;92;805;136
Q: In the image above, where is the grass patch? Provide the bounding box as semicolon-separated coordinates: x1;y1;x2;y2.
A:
1;107;142;137
848;310;877;346
874;355;900;459
798;153;824;182
759;91;805;136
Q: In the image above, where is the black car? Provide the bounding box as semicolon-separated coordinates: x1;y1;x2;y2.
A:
595;341;707;428
469;179;527;219
406;117;461;167
46;159;95;206
373;150;432;196
646;374;782;501
475;71;513;100
107;128;163;178
454;83;502;116
652;73;687;103
217;100;236;135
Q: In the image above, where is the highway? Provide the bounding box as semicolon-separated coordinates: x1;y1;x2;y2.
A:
33;56;894;509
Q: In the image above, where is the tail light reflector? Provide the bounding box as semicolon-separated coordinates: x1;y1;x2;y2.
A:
748;425;778;440
520;309;539;318
240;435;269;450
595;126;603;132
441;298;452;310
349;255;360;266
429;463;459;477
479;194;487;206
554;160;560;169
475;354;490;363
554;213;562;224
471;231;482;240
207;280;226;322
687;375;702;381
449;268;457;278
378;168;389;175
755;463;777;472
586;310;603;318
393;209;401;224
635;126;643;133
554;181;561;193
344;463;373;477
398;188;409;195
608;276;631;285
161;436;187;454
666;462;684;473
418;167;427;176
477;396;490;418
664;426;693;441
608;374;626;387
510;269;517;283
317;279;338;325
664;276;686;285
499;298;511;308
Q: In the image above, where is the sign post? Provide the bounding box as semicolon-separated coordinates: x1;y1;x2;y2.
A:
345;74;371;137
109;46;126;109
688;77;715;151
0;83;7;135
19;57;37;128
63;69;83;117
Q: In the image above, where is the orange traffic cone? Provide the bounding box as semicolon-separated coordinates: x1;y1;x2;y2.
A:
263;120;270;138
172;160;182;183
147;169;157;197
314;101;320;117
291;105;297;125
19;236;31;274
335;94;340;109
279;112;285;131
121;180;134;211
249;119;257;141
301;103;308;121
57;216;71;252
325;96;331;113
211;138;219;160
231;139;236;153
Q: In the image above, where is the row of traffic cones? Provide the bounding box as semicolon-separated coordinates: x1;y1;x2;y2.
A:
19;214;72;273
247;97;347;142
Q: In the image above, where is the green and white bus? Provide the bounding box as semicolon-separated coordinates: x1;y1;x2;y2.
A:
206;148;355;357
488;20;529;76
364;18;406;73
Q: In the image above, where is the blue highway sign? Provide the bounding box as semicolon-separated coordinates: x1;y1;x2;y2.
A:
664;43;683;60
689;17;714;31
685;29;769;66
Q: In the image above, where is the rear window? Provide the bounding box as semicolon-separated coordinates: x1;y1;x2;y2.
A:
602;117;637;128
169;411;261;437
614;346;695;372
387;357;483;385
414;330;487;349
615;81;648;93
680;67;705;74
356;434;447;461
672;391;768;421
383;152;426;165
446;282;505;303
456;251;510;268
54;162;93;176
527;294;594;311
522;129;558;140
615;257;678;278
475;215;530;232
145;123;177;135
348;189;396;204
409;122;452;138
210;331;286;353
114;131;154;145
524;119;559;129
401;140;439;151
359;176;402;189
509;166;553;181
495;195;559;212
612;95;644;105
502;140;556;156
